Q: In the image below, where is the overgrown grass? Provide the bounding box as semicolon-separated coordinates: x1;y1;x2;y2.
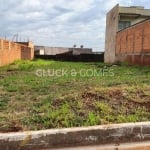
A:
0;59;149;132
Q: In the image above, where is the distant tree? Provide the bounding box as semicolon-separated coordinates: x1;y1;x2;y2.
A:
73;44;77;48
80;45;84;48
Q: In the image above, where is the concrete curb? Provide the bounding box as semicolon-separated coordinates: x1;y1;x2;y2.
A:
51;141;150;150
0;122;150;150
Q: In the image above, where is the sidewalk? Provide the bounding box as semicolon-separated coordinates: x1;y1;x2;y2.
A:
50;141;150;150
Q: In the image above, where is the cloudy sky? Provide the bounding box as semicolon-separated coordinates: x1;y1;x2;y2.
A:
0;0;149;51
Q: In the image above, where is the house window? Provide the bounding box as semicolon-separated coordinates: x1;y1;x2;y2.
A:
118;21;131;30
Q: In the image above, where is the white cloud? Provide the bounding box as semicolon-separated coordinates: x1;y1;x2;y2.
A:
0;0;149;51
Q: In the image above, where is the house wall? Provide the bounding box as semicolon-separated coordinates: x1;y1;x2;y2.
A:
69;48;92;55
104;4;119;63
21;46;34;60
44;47;70;55
16;41;34;60
0;39;34;66
116;19;150;66
119;17;149;26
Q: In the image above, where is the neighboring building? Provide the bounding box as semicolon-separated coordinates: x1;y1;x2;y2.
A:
105;4;150;63
0;39;34;66
35;46;70;56
16;41;34;60
69;48;93;55
34;46;93;56
35;49;45;55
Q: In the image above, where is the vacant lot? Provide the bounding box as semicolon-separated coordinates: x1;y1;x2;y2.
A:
0;59;150;132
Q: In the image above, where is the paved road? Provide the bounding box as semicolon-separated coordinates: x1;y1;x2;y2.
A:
40;141;150;150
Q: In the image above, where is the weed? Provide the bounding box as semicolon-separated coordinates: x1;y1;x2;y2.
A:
85;112;100;126
0;97;9;109
0;59;149;132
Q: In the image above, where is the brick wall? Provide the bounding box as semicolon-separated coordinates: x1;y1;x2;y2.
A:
116;19;150;66
0;39;34;66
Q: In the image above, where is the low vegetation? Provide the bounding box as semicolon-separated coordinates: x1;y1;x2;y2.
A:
0;59;149;132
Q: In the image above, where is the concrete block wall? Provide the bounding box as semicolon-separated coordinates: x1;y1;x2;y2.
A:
0;39;34;66
0;39;21;66
116;19;150;66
